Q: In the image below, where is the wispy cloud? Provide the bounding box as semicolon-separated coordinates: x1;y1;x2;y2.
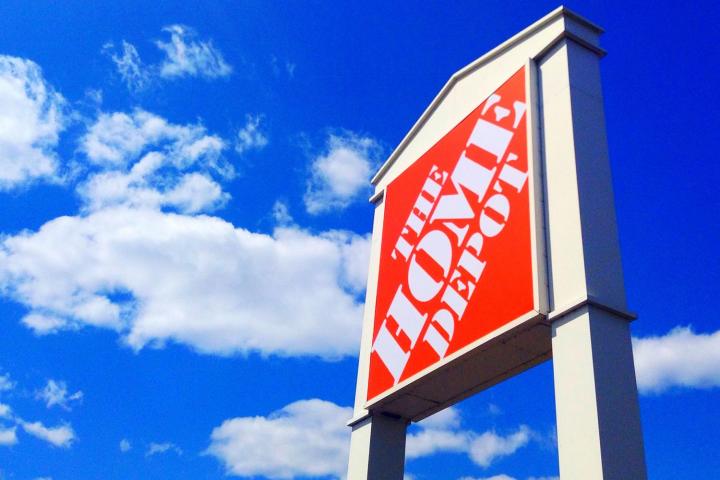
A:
103;41;151;92
0;373;14;392
104;24;231;91
271;55;296;79
156;25;231;79
37;379;83;411
146;441;182;457
120;438;131;452
0;371;78;449
271;200;293;226
0;425;17;446
21;420;75;448
235;114;268;154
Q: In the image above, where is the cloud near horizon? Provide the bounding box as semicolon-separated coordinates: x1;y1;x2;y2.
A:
207;401;534;479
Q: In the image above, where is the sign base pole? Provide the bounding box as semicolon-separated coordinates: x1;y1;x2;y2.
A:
552;305;646;479
347;413;407;480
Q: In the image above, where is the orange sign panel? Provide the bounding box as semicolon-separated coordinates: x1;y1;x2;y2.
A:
368;67;535;401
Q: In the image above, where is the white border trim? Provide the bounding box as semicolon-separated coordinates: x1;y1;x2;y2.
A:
371;7;603;187
526;59;549;316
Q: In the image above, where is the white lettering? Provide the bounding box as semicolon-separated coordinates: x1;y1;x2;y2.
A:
386;286;427;348
431;152;495;222
392;233;413;261
408;229;452;302
373;320;410;383
479;193;510;237
467;118;513;162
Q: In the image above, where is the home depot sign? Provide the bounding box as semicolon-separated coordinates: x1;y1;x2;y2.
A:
368;68;537;401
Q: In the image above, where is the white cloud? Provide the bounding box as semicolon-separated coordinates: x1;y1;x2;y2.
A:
206;399;352;479
406;427;470;459
407;408;467;459
156;25;231;79
304;132;381;214
120;438;131;452
633;326;720;394
21;313;67;335
327;231;371;293
0;374;78;450
103;41;151;91
79;109;225;169
417;406;461;430
468;427;531;468
209;400;533;479
79;167;228;214
0;207;367;358
146;441;182;457
0;55;66;190
0;426;17;446
407;417;531;468
77;109;229;214
37;379;83;410
235;114;268;154
162;172;228;213
21;420;75;448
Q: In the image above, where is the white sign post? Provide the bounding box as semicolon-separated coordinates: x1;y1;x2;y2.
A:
347;7;646;479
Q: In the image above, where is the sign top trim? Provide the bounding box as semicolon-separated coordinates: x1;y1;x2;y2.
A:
370;6;603;187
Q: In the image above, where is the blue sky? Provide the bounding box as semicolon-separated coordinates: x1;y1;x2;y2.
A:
0;1;718;479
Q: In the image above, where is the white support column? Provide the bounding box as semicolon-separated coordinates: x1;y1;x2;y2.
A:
551;305;646;479
539;36;647;479
347;413;407;480
347;195;408;480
